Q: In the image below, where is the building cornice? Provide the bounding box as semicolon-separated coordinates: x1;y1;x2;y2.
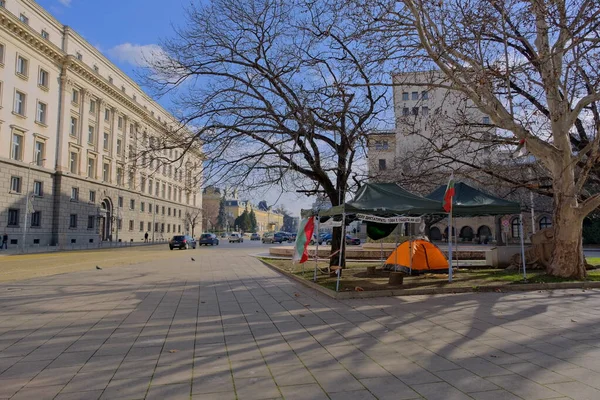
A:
0;8;64;66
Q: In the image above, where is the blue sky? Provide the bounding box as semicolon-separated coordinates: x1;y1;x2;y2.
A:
36;0;319;216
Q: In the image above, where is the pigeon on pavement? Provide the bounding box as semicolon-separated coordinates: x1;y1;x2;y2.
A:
96;266;102;270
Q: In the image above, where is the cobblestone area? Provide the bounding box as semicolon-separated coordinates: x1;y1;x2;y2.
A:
1;246;600;399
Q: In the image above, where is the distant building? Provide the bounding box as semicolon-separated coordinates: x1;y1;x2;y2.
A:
201;186;283;232
365;71;551;244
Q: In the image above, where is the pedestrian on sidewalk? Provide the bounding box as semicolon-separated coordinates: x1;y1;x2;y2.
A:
1;233;7;250
144;232;149;243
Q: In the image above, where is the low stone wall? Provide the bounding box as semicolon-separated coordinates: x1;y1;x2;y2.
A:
268;245;487;260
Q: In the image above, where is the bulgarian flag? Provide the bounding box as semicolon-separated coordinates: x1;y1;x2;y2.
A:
293;216;315;264
510;138;527;158
443;174;455;213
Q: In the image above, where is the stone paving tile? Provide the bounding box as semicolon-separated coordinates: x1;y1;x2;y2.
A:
546;381;600;400
487;373;563;400
99;377;152;400
27;366;80;387
0;377;28;398
234;376;281;400
312;368;364;393
278;383;329;400
146;383;190;400
10;384;64;400
434;368;499;393
410;380;474;400
192;391;237;400
191;370;234;394
270;363;316;386
328;389;378;399
360;376;421;400
54;390;104;400
470;389;526;400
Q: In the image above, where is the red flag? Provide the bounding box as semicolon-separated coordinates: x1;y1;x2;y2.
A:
443;174;455;213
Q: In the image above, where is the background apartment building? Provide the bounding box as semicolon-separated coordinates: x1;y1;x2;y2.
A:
0;0;202;248
367;71;552;244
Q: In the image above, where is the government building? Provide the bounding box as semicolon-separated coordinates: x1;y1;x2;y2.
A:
367;71;552;244
0;0;203;248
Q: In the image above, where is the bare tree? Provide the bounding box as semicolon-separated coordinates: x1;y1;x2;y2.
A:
185;209;202;237
357;0;600;278
144;0;388;266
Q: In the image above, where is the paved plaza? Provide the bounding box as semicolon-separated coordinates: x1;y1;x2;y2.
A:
1;244;600;399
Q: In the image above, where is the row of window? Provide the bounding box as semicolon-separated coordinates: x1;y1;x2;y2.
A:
402;91;429;101
10;132;45;164
1;3;171;124
7;208;184;234
373;140;389;151
402;106;430;117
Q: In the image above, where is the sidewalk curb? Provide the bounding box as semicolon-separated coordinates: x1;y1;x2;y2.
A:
0;242;166;257
258;258;600;299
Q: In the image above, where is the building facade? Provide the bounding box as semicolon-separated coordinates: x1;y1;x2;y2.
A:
0;0;202;248
367;71;552;244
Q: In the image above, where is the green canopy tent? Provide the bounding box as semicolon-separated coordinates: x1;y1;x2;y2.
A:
425;182;521;216
318;183;445;240
426;181;526;280
320;183;444;217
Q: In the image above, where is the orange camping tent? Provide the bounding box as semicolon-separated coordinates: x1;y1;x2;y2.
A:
384;240;448;275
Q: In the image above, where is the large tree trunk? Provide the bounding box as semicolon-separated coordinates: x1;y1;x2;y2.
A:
329;226;346;273
547;192;587;279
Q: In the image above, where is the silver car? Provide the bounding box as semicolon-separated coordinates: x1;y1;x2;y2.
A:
229;233;243;243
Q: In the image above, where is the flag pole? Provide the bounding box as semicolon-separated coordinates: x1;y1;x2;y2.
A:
454;219;459;269
314;215;320;282
448;208;453;282
519;213;527;280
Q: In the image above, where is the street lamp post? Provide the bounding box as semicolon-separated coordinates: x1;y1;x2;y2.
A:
152;202;156;242
22;159;45;252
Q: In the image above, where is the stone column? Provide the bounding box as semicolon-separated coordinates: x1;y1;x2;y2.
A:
94;98;103;153
110;107;118;183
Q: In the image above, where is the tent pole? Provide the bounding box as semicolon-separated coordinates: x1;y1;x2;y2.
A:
409;236;413;275
519;213;527;280
395;223;400;272
454;219;459;269
313;216;319;282
336;211;345;292
448;210;453;283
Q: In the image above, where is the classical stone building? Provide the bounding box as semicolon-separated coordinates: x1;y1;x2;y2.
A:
367;71;552;244
0;0;202;248
201;186;283;233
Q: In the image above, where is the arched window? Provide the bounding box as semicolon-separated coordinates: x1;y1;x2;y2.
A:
460;226;474;240
430;227;442;241
539;216;552;230
511;218;520;238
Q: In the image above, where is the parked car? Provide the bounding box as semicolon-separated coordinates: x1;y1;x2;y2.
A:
199;233;219;246
169;235;197;250
345;235;361;245
319;234;360;245
220;232;228;238
262;232;287;244
229;233;244;243
321;233;333;245
250;233;261;241
288;232;297;242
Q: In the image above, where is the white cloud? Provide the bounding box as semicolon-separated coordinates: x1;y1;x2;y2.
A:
58;0;72;6
107;43;165;68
